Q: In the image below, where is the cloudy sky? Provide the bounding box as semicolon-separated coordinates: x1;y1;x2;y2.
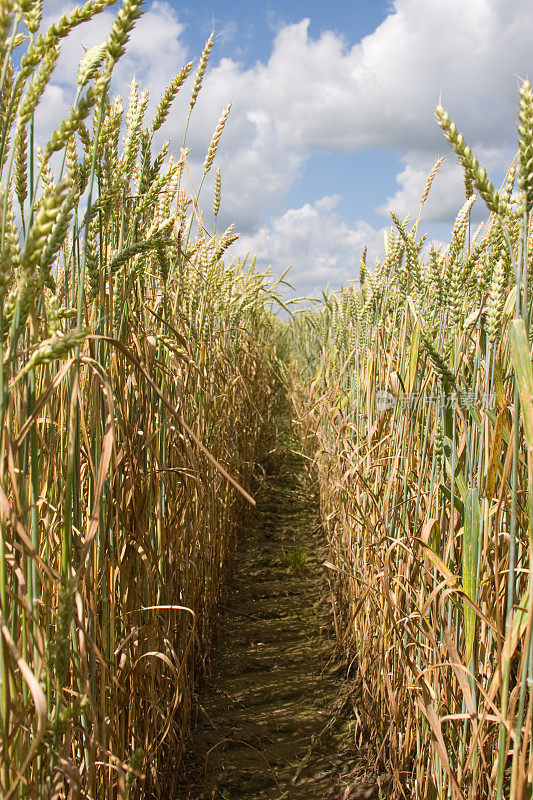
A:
42;0;532;299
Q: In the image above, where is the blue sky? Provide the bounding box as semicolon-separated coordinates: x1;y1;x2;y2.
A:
177;1;391;66
43;0;533;298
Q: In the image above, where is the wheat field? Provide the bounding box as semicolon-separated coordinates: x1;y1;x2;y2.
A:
0;1;532;799
290;95;533;798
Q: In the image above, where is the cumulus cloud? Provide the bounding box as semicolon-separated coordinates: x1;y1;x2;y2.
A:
178;0;532;246
377;156;486;226
36;0;533;293
253;0;529;153
379;142;518;229
234;195;386;299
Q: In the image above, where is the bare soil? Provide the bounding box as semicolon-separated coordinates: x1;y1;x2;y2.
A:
177;442;389;800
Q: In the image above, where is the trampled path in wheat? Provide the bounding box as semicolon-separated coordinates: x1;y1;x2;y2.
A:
178;445;387;800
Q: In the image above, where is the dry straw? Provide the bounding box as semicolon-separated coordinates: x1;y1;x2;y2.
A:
292;85;533;800
0;3;282;798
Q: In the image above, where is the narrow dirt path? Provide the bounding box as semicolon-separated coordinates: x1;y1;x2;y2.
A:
179;438;386;799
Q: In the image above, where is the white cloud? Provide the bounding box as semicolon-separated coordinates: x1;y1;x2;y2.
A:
182;0;533;234
34;0;533;294
377;156;479;226
203;0;533;151
233;195;385;299
379;141;518;227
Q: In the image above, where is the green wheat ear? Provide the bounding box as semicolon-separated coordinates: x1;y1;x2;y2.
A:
518;79;533;212
24;2;43;35
151;61;194;134
14;124;27;214
11;327;87;386
213;167;221;217
189;32;214;113
17;45;61;126
44;86;97;162
0;188;15;299
204;104;231;176
486;257;507;344
103;0;144;68
77;42;107;87
20;0;117;82
436;103;503;215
